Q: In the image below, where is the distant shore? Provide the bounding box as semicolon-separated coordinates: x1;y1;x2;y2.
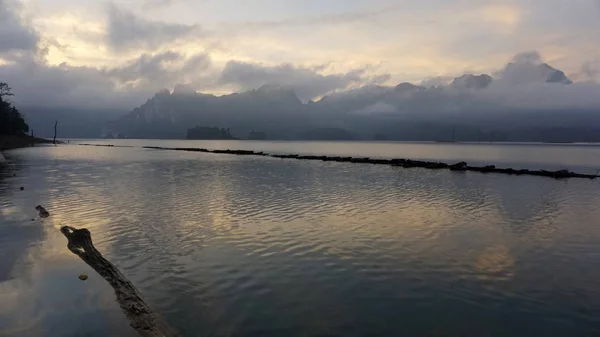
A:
0;135;56;151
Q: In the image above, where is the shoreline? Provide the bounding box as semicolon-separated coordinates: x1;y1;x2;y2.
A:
0;135;56;152
80;143;600;180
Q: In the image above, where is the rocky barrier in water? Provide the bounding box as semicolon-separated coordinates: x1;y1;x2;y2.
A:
60;225;177;337
78;144;599;180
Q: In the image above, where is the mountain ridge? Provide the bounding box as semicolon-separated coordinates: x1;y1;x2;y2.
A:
106;61;593;141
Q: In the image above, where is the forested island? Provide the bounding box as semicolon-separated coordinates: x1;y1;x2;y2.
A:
186;126;238;140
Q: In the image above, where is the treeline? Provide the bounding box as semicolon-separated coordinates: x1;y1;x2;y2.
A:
0;82;29;136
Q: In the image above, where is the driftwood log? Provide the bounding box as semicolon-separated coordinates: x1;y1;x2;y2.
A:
60;226;177;337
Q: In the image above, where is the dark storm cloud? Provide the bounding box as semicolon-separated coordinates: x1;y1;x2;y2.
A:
0;0;39;53
106;2;199;51
219;61;391;100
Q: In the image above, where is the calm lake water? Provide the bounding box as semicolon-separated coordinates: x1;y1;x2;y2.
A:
2;140;600;337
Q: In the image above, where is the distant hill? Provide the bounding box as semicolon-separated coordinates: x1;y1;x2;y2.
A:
22;106;124;138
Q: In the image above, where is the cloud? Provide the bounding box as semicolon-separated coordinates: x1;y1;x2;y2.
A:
140;0;190;11
1;44;599;120
143;0;179;6
105;2;199;51
0;0;39;53
181;53;210;74
0;58;142;109
106;51;182;83
353;102;397;115
580;59;600;82
477;4;521;28
322;51;600;115
0;48;213;109
420;76;454;88
219;61;390;100
105;51;211;90
437;52;600;110
229;5;400;31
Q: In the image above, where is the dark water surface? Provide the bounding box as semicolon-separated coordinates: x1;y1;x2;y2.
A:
1;141;600;336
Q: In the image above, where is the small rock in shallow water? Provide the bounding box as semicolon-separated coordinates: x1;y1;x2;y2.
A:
79;274;88;281
35;205;50;218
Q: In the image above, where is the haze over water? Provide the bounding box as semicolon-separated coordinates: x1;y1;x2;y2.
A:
2;141;600;336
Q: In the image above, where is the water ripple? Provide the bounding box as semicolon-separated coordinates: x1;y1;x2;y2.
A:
2;145;600;336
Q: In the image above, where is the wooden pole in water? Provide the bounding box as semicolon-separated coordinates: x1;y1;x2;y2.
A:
53;120;58;145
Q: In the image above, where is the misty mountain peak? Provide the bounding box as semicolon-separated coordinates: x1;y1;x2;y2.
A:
251;84;301;104
172;84;198;95
317;85;391;104
501;61;573;85
256;83;286;93
155;89;171;98
394;82;422;92
539;63;573;84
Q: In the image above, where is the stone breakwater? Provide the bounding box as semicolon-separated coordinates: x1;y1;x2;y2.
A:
79;144;599;180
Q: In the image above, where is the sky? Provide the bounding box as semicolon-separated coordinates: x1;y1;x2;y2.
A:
0;0;599;109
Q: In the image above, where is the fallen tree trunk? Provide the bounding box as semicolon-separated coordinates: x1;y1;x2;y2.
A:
60;226;177;337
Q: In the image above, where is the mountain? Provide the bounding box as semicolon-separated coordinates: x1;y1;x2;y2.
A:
101;60;600;142
113;84;309;139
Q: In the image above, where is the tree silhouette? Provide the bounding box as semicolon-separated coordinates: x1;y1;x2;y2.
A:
0;82;29;135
